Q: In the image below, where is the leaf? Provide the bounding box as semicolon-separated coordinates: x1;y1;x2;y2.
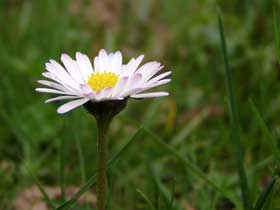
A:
142;126;241;208
254;176;278;210
249;99;280;161
171;109;208;147
273;8;280;63
217;8;251;210
136;189;157;210
23;165;56;210
149;165;181;210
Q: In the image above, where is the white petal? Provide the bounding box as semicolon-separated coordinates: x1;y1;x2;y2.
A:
131;79;171;96
128;73;142;87
131;92;169;98
37;80;69;92
42;72;67;87
111;76;129;98
94;56;101;73
76;52;94;81
110;51;122;73
147;71;172;84
120;73;142;97
99;87;114;100
122;55;144;76
90;87;113;101
98;49;109;73
122;88;143;97
45;95;82;103
145;79;171;89
47;60;78;88
90;91;102;101
57;98;89;114
40;73;81;94
61;54;84;84
80;84;93;96
35;88;76;95
136;62;163;82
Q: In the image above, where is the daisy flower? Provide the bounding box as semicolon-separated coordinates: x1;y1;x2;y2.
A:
36;49;171;114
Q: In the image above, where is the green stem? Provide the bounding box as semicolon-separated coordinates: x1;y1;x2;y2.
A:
84;100;128;210
96;117;111;210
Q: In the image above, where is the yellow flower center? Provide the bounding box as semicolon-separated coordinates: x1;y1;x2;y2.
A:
87;72;119;91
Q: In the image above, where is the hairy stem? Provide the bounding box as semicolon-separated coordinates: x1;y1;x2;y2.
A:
84;100;128;210
96;118;111;210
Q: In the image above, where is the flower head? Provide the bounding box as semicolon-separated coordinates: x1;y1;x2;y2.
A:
36;49;171;114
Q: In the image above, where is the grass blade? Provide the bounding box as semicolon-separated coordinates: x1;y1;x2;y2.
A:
273;8;280;62
59;136;65;201
142;127;241;208
55;128;142;210
249;99;280;161
171;109;208;147
75;134;89;210
75;135;87;185
23;165;56;210
254;176;278;210
263;182;276;210
136;189;157;210
149;165;181;210
1;109;56;209
153;179;160;210
218;9;251;210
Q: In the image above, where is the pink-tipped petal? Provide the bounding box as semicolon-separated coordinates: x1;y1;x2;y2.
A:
111;76;129;98
120;73;143;97
101;87;114;99
136;62;163;82
80;84;93;96
126;73;142;89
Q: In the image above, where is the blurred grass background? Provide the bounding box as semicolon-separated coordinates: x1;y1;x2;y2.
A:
1;0;280;209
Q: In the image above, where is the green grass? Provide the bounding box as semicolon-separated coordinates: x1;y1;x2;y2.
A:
218;9;251;209
1;0;280;209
